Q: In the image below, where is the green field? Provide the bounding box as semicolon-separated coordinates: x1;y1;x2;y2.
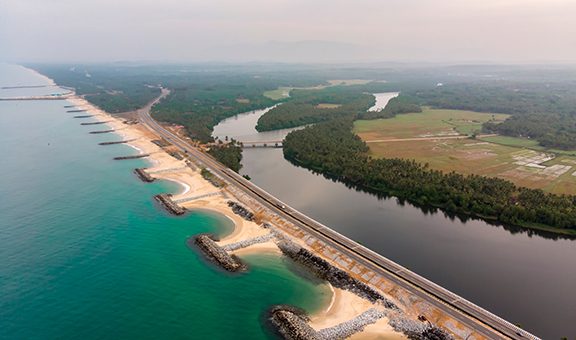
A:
354;108;576;195
354;108;509;140
478;135;542;149
479;135;576;156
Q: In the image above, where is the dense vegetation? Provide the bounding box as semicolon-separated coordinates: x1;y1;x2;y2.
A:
284;119;576;232
33;63;576;229
483;113;576;150
33;62;576;152
411;83;576;149
207;140;243;172
153;85;276;142
32;63;364;142
255;84;398;131
30;64;161;113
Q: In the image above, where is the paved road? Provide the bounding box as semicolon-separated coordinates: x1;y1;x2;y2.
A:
138;100;538;340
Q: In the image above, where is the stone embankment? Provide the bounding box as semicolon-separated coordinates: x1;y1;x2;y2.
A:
154;194;186;215
317;308;385;340
227;201;255;221
221;233;274;251
277;240;397;307
134;168;155;182
194;234;246;272
151;139;171;147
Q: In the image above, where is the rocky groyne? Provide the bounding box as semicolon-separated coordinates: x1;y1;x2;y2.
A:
194;234;246;272
89;129;115;134
134;168;155;182
154;194;186;215
98;139;134;145
81;121;108;125
113;154;150;160
269;306;319;340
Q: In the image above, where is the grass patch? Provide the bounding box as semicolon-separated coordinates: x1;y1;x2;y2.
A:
355;108;576;194
365;138;576;194
354;108;508;140
478;135;542;149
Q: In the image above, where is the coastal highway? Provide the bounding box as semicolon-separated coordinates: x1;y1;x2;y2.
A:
137;106;539;340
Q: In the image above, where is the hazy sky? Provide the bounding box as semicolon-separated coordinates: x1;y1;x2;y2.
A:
1;0;575;63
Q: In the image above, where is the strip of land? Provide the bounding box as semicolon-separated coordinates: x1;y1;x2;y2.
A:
63;84;538;339
66;95;406;339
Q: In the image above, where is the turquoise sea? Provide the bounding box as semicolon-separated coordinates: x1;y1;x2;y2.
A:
0;64;330;339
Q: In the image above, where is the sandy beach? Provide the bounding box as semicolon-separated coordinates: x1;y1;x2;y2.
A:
24;66;57;86
65;94;405;339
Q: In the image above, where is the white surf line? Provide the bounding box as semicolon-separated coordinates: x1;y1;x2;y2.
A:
323;284;337;315
178;182;191;195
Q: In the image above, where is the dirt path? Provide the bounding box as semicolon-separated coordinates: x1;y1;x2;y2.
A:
365;134;497;143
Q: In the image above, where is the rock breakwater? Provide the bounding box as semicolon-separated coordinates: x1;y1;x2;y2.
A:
194;234;246;272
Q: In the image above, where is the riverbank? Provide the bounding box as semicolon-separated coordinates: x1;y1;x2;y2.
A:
64;94;406;339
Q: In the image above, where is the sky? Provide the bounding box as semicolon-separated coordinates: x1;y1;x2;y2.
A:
0;0;575;63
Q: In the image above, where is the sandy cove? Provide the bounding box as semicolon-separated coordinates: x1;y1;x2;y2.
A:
66;95;405;339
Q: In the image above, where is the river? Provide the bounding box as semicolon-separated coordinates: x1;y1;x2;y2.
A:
0;64;331;340
213;94;576;339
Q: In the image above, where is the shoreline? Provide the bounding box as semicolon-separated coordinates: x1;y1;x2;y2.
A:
61;93;401;338
21;65;57;86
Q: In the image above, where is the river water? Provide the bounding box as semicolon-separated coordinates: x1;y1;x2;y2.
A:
0;64;331;340
213;95;576;339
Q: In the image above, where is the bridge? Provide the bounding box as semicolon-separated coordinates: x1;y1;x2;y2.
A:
136;94;538;340
239;140;283;148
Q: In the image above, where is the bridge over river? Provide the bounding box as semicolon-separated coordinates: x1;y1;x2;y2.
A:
240;140;283;148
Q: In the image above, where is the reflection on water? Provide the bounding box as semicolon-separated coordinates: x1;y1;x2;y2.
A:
213;105;303;143
214;101;576;339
